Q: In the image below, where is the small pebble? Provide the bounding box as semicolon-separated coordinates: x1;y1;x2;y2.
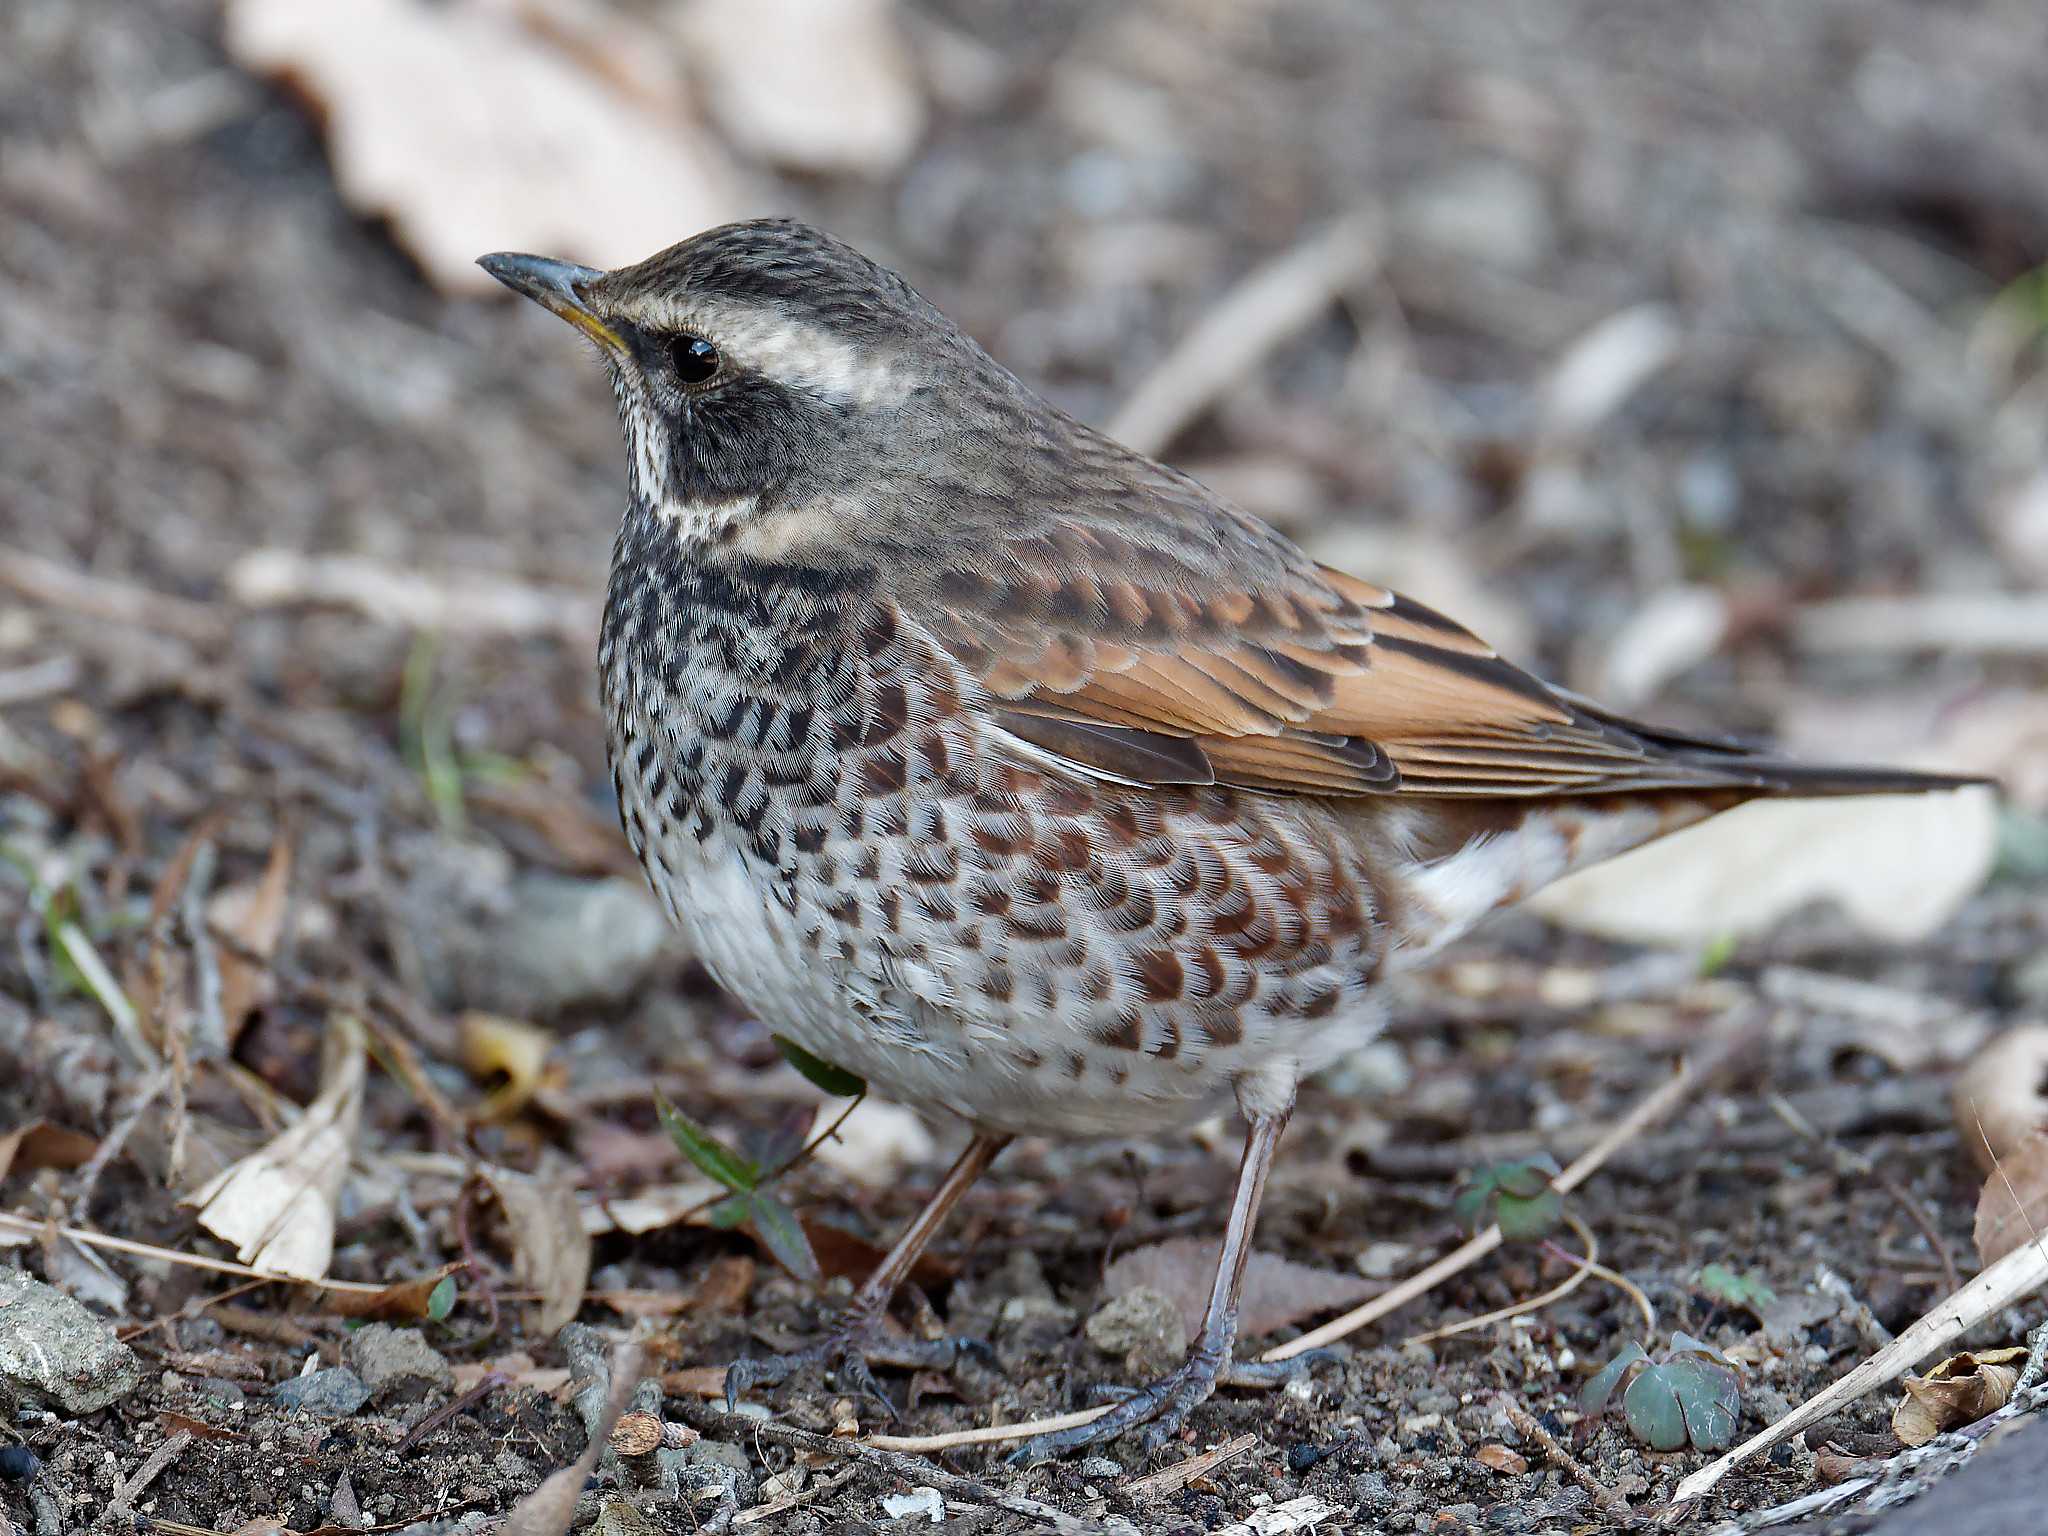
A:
273;1366;371;1418
1077;1456;1121;1480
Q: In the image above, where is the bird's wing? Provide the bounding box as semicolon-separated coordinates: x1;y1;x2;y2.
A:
905;489;1753;799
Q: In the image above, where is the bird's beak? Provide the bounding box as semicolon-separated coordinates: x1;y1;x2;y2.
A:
477;252;625;353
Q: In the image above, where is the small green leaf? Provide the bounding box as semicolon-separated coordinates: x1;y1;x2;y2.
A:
1696;1263;1777;1313
744;1191;821;1286
1453;1155;1563;1241
1622;1364;1692;1452
773;1036;867;1099
707;1196;751;1230
1579;1341;1651;1415
1665;1356;1741;1450
1696;931;1740;977
654;1091;758;1193
426;1274;457;1322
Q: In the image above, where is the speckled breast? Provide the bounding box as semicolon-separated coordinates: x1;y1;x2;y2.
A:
598;512;1398;1138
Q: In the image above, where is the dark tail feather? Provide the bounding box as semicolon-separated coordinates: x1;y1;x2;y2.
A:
1565;696;1997;799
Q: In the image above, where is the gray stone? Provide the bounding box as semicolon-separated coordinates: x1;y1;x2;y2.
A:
447;875;670;1016
345;1324;452;1403
0;1268;142;1414
1398;157;1554;273
1085;1286;1184;1379
272;1366;371;1418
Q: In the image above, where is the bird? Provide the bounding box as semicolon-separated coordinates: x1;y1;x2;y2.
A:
479;219;1982;1460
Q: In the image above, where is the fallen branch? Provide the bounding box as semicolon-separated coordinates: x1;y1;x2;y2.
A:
1670;1235;2048;1507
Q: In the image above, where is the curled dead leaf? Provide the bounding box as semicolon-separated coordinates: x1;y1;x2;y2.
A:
1892;1347;2025;1446
322;1262;463;1322
208;830;293;1046
0;1119;99;1184
186;1013;366;1279
484;1159;592;1335
1973;1130;2048;1267
223;0;740;295
1473;1442;1529;1475
459;1011;555;1122
1953;1024;2048;1173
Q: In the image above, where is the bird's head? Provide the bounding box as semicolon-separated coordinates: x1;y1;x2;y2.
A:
480;219;1012;557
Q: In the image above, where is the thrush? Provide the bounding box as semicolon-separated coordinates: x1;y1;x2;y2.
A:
480;220;1980;1459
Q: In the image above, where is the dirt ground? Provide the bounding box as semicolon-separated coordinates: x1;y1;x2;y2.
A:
4;1;2047;1533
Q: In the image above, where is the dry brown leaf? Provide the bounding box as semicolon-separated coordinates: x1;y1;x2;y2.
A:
322;1261;463;1322
458;1011;556;1122
1953;1025;2048;1173
1974;1130;2048;1267
0;1119;99;1184
223;0;742;295
1103;1238;1375;1346
486;1160;592;1334
209;830;293;1045
1473;1443;1529;1475
689;1254;756;1315
1529;787;1996;946
186;1013;366;1279
672;0;924;177
1892;1347;2026;1446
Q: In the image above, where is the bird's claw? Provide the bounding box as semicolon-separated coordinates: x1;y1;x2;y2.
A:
723;1326;992;1419
1008;1347;1336;1463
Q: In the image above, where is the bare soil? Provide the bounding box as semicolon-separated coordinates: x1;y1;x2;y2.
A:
3;1;2045;1532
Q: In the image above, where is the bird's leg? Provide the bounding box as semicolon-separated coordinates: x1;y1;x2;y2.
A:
725;1132;1009;1413
1009;1098;1330;1462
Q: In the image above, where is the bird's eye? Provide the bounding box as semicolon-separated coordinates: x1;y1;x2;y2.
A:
668;334;721;385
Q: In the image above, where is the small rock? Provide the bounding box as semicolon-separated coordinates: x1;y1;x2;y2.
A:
1085;1287;1183;1379
591;1500;661;1536
273;1366;371;1418
199;1377;247;1409
446;875;670;1016
345;1324;452;1404
1077;1455;1121;1480
0;1269;143;1414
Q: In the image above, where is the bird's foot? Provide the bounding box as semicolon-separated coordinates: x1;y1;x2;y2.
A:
723;1321;995;1419
1006;1349;1337;1463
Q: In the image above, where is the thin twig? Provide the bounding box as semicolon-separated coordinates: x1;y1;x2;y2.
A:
1497;1395;1635;1524
1266;1017;1762;1363
679;1405;1104;1536
1121;1432;1259;1500
1405;1210;1644;1347
864;1405;1114;1453
0;1211;391;1293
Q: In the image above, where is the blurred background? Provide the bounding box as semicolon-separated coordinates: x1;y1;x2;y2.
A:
3;0;2048;1525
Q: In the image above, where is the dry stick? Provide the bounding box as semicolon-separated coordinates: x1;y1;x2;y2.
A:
681;1406;1105;1536
1265;1018;1762;1364
108;1430;193;1518
1405;1210;1653;1348
0;1211;391;1293
1106;212;1382;456
1497;1395;1634;1523
1669;1233;2048;1507
0;544;226;644
865;1406;1115;1455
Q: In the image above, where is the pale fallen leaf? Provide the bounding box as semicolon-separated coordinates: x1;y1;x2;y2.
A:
1592;585;1731;710
1103;1238;1375;1346
811;1100;937;1186
459;1011;556;1122
208;830;293;1046
579;1179;725;1237
1892;1347;2025;1446
673;0;923;177
486;1159;592;1333
1529;788;1997;946
187;1013;366;1279
223;0;742;295
1952;1024;2048;1173
1973;1130;2048;1268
